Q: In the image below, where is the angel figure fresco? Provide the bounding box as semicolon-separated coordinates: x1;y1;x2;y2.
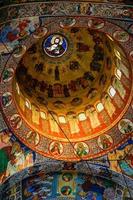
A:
44;34;67;57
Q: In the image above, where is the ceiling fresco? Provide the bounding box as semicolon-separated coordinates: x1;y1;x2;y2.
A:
0;163;133;200
0;1;133;199
0;0;132;6
0;17;132;161
0;1;133;25
15;28;114;114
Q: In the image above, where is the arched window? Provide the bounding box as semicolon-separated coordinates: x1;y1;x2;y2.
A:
108;86;116;97
78;113;87;121
31;104;40;124
16;83;20;94
107;35;114;41
59;116;66;123
40;111;46;119
25;99;31;109
114;49;121;60
115;69;122;80
96;102;104;112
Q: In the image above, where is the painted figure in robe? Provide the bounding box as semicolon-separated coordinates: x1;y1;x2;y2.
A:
101;93;116;118
113;77;126;99
67;113;80;135
86;106;100;129
49;113;59;133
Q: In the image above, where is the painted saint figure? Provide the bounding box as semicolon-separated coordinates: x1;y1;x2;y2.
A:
0;131;12;183
50;141;63;156
49;113;59;133
86;106;100;129
118;119;133;134
67;113;80;135
10;114;22;129
2;68;14;82
55;66;60;80
101;93;116;118
2;92;12;107
43;34;67;57
75;142;89;157
112;77;126;99
26;131;39;146
98;134;113;150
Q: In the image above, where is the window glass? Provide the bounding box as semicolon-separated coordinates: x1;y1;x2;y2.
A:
78;113;87;121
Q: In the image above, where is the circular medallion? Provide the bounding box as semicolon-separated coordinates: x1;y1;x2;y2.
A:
88;19;104;29
118;119;133;134
2;92;12;107
2;68;14;83
62;172;73;182
97;134;113;150
113;30;129;42
43;34;68;58
26;131;40;146
74;142;89;157
60;18;76;28
129;51;133;60
49;141;63;157
9;114;22;130
13;45;26;58
61;186;72;196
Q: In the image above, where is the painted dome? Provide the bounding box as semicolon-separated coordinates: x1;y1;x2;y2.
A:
1;18;133;161
15;28;115;114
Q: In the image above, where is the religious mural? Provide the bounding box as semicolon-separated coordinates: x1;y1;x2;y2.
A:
0;1;133;199
0;129;36;184
0;17;40;53
43;34;68;58
1;163;133;200
1;0;133;6
0;1;133;26
1;17;132;162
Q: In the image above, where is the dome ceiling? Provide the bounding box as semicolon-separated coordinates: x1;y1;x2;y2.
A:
15;28;114;114
0;17;133;161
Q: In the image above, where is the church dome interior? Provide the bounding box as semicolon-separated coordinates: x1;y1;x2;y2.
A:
0;0;133;200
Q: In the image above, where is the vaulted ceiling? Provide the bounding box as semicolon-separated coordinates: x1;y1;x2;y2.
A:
0;1;133;200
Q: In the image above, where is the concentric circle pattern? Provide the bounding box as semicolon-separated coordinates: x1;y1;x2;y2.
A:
0;17;133;161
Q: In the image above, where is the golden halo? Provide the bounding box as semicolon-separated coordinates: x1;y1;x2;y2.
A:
51;35;63;45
